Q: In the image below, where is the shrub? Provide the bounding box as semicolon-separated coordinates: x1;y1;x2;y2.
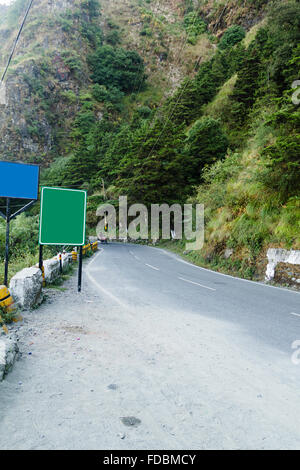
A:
260;135;300;199
184;11;207;45
218;25;246;50
92;84;124;104
0;213;39;260
105;30;121;45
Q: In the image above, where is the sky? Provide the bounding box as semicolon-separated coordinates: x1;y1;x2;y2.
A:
0;0;13;5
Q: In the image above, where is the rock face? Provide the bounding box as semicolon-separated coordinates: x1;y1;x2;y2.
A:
0;0;268;164
265;249;300;287
0;336;19;381
0;0;96;162
9;267;43;310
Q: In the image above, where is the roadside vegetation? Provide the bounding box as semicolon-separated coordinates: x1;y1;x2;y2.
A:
0;0;299;282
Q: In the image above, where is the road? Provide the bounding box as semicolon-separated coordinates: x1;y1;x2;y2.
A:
0;242;300;450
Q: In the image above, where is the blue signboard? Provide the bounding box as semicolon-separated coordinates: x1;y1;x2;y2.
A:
0;161;39;200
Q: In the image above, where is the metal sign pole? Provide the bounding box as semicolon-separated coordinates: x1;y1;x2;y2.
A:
4;198;11;286
78;246;83;293
0;198;36;286
39;244;43;270
0;161;39;286
58;249;62;274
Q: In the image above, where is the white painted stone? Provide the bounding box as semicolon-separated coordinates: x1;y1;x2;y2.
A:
224;248;234;259
0;337;19;381
43;258;60;283
265;248;300;281
54;253;72;272
0;82;7;106
62;253;72;272
9;267;43;310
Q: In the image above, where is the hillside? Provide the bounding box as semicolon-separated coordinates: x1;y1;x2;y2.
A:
0;0;268;163
0;0;299;285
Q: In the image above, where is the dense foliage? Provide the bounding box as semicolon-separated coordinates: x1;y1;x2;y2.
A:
218;25;246;50
184;11;207;45
88;45;146;93
1;0;299;281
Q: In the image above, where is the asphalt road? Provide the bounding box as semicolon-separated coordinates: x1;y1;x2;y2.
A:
88;243;300;355
0;242;300;450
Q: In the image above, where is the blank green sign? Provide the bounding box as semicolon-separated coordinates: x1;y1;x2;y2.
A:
39;187;87;246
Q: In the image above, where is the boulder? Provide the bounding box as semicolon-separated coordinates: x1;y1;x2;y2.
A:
9;267;43;310
0;337;19;381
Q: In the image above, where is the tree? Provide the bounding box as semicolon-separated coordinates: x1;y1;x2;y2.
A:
88;45;146;93
184;117;228;184
229;43;261;124
115;120;188;206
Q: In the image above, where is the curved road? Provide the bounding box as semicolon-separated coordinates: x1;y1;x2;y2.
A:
88;243;300;349
0;242;299;450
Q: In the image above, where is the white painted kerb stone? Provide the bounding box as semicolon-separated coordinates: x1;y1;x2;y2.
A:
0;337;19;381
0;82;7;106
265;248;300;281
55;253;72;272
9;267;43;310
43;258;60;282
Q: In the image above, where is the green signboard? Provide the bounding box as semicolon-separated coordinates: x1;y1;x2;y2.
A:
39;187;87;246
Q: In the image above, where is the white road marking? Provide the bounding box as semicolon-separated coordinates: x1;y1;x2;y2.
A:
178;276;216;291
145;263;160;271
129;250;140;261
85;249;131;311
290;312;300;318
87;248;103;267
158;248;300;295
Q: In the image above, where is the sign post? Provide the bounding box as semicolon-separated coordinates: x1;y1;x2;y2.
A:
39;187;87;292
78;246;83;292
0;161;40;286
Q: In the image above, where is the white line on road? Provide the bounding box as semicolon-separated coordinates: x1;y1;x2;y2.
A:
145;263;160;271
158;248;300;295
129;250;140;261
85;249;131;311
289;312;300;318
87;248;103;267
178;276;216;291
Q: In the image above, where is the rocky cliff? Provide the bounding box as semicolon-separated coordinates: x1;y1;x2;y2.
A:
0;0;269;164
